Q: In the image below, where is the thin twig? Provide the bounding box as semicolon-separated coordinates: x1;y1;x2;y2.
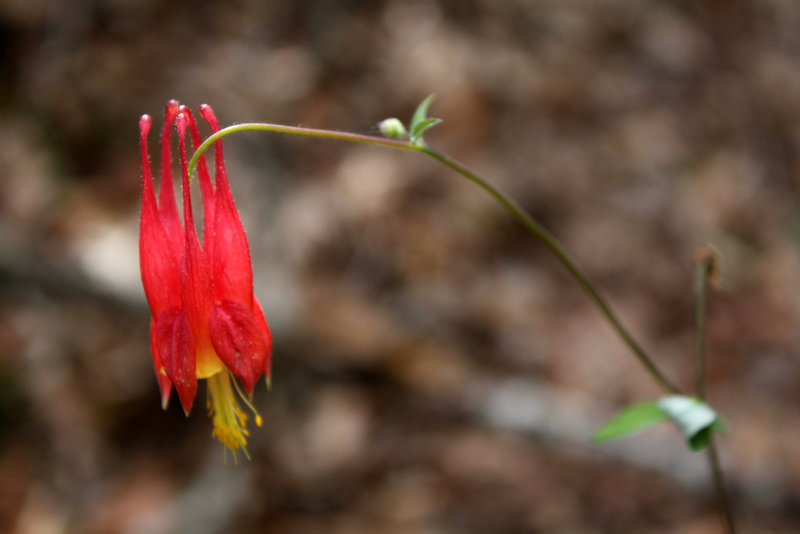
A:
706;439;737;534
694;250;736;534
420;146;681;394
694;254;711;399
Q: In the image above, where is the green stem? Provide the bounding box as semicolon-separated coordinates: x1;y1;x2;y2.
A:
693;253;736;534
694;255;712;400
187;124;679;394
188;123;414;177
419;146;679;394
706;440;737;534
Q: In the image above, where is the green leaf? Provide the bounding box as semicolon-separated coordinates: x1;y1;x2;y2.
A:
711;417;728;433
410;94;436;132
658;395;726;452
411;118;442;143
593;396;727;452
409;94;441;146
688;427;713;451
593;401;669;443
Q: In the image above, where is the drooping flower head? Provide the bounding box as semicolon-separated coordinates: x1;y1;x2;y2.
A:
139;100;272;458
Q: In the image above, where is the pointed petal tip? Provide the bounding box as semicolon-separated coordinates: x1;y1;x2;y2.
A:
155;309;198;417
158;370;172;411
177;388;196;416
240;374;257;397
208;300;267;394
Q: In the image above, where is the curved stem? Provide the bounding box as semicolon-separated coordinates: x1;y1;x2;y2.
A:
187;124;680;394
188;123;414;177
419;146;680;394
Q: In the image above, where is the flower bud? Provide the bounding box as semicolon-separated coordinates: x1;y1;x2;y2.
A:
379;118;408;140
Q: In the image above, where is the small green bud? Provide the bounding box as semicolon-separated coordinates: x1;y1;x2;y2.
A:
379;118;408;140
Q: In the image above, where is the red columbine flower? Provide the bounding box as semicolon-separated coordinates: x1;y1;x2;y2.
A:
139;100;272;456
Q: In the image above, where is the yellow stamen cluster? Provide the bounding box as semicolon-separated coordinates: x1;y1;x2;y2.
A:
206;371;263;462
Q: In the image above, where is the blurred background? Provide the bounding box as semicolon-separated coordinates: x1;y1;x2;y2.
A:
0;0;799;532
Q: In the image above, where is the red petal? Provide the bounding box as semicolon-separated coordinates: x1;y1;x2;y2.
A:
158;100;183;256
180;235;212;349
209;299;267;394
211;185;254;306
198;105;225;189
140;114;180;315
149;318;172;409
199;105;254;306
177;105;215;251
253;298;272;382
154;308;197;413
139;212;180;315
177;113;213;342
